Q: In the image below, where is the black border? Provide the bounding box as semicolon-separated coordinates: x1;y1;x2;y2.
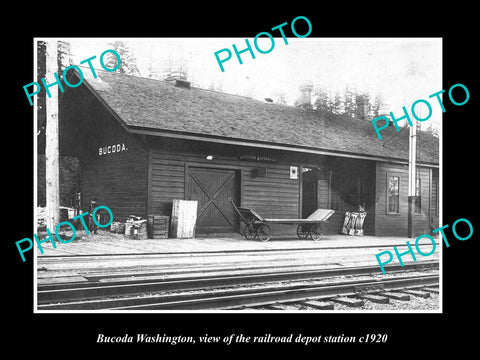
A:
8;6;478;355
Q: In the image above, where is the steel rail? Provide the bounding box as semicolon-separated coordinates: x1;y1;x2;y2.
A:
37;261;438;304
37;264;439;310
38;274;439;310
111;274;439;311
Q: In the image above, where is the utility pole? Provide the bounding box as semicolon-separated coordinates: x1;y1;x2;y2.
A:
45;40;60;230
407;113;417;238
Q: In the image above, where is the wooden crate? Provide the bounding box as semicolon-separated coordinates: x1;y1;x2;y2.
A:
147;215;170;239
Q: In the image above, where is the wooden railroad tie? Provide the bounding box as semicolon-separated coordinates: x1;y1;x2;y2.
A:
331;296;364;307
422;287;440;294
401;289;431;299
358;294;390;304
379;292;410;301
266;303;301;310
302;300;335;310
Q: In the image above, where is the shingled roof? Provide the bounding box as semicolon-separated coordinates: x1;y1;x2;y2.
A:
79;68;439;165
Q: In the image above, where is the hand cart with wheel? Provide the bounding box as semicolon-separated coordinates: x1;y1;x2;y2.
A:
230;200;335;242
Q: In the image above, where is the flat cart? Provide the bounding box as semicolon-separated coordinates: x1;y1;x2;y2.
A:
231;200;335;242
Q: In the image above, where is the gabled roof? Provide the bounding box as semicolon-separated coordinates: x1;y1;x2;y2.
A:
77;68;439;165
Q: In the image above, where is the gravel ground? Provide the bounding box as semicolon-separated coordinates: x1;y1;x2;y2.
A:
321;292;439;311
253;291;440;312
251;285;440;311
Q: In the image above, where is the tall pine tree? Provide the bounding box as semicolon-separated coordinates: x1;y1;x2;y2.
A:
312;84;384;120
105;41;140;76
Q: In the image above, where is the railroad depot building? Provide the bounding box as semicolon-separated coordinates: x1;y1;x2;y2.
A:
58;68;439;237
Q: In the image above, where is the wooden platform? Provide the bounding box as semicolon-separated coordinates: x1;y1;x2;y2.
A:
35;229;441;258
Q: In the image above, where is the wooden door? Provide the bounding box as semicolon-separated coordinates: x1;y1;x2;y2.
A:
186;167;239;233
301;167;318;218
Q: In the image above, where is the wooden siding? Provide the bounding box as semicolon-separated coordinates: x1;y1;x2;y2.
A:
375;162;432;237
317;179;329;208
243;166;299;218
60;85;148;221
147;140;401;236
148;156;185;216
149;151;299;216
147;140;392;236
148;140;305;234
82;139;148;221
430;168;439;229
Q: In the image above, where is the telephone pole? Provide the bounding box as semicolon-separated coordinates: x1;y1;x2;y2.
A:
45;40;60;229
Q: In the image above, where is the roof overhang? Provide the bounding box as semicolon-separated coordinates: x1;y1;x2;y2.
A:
129;126;439;168
74;69;439;169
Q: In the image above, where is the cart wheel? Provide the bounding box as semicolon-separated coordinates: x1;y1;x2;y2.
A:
243;223;257;240
296;224;309;239
257;224;271;242
309;224;322;241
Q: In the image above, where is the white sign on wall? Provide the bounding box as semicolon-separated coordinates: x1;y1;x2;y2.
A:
290;166;298;179
98;143;128;156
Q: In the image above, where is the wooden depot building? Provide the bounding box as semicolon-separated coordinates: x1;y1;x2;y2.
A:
58;68;439;237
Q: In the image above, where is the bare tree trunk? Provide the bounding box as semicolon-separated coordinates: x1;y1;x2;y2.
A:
45;40;60;230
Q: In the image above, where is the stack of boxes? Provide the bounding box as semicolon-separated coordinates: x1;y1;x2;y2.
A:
147;215;170;239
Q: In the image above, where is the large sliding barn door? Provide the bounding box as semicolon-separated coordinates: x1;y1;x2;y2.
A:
186;167;239;234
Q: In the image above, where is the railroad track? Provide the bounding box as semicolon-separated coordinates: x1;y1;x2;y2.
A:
37;261;439;311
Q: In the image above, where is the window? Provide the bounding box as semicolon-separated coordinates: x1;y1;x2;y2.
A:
387;175;400;214
415;178;422;214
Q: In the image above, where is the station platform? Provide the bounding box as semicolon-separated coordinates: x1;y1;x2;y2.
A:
35;229;440;257
35;230;441;287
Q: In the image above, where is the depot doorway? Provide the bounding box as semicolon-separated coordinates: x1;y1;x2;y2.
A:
186;166;240;234
301;167;318;218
